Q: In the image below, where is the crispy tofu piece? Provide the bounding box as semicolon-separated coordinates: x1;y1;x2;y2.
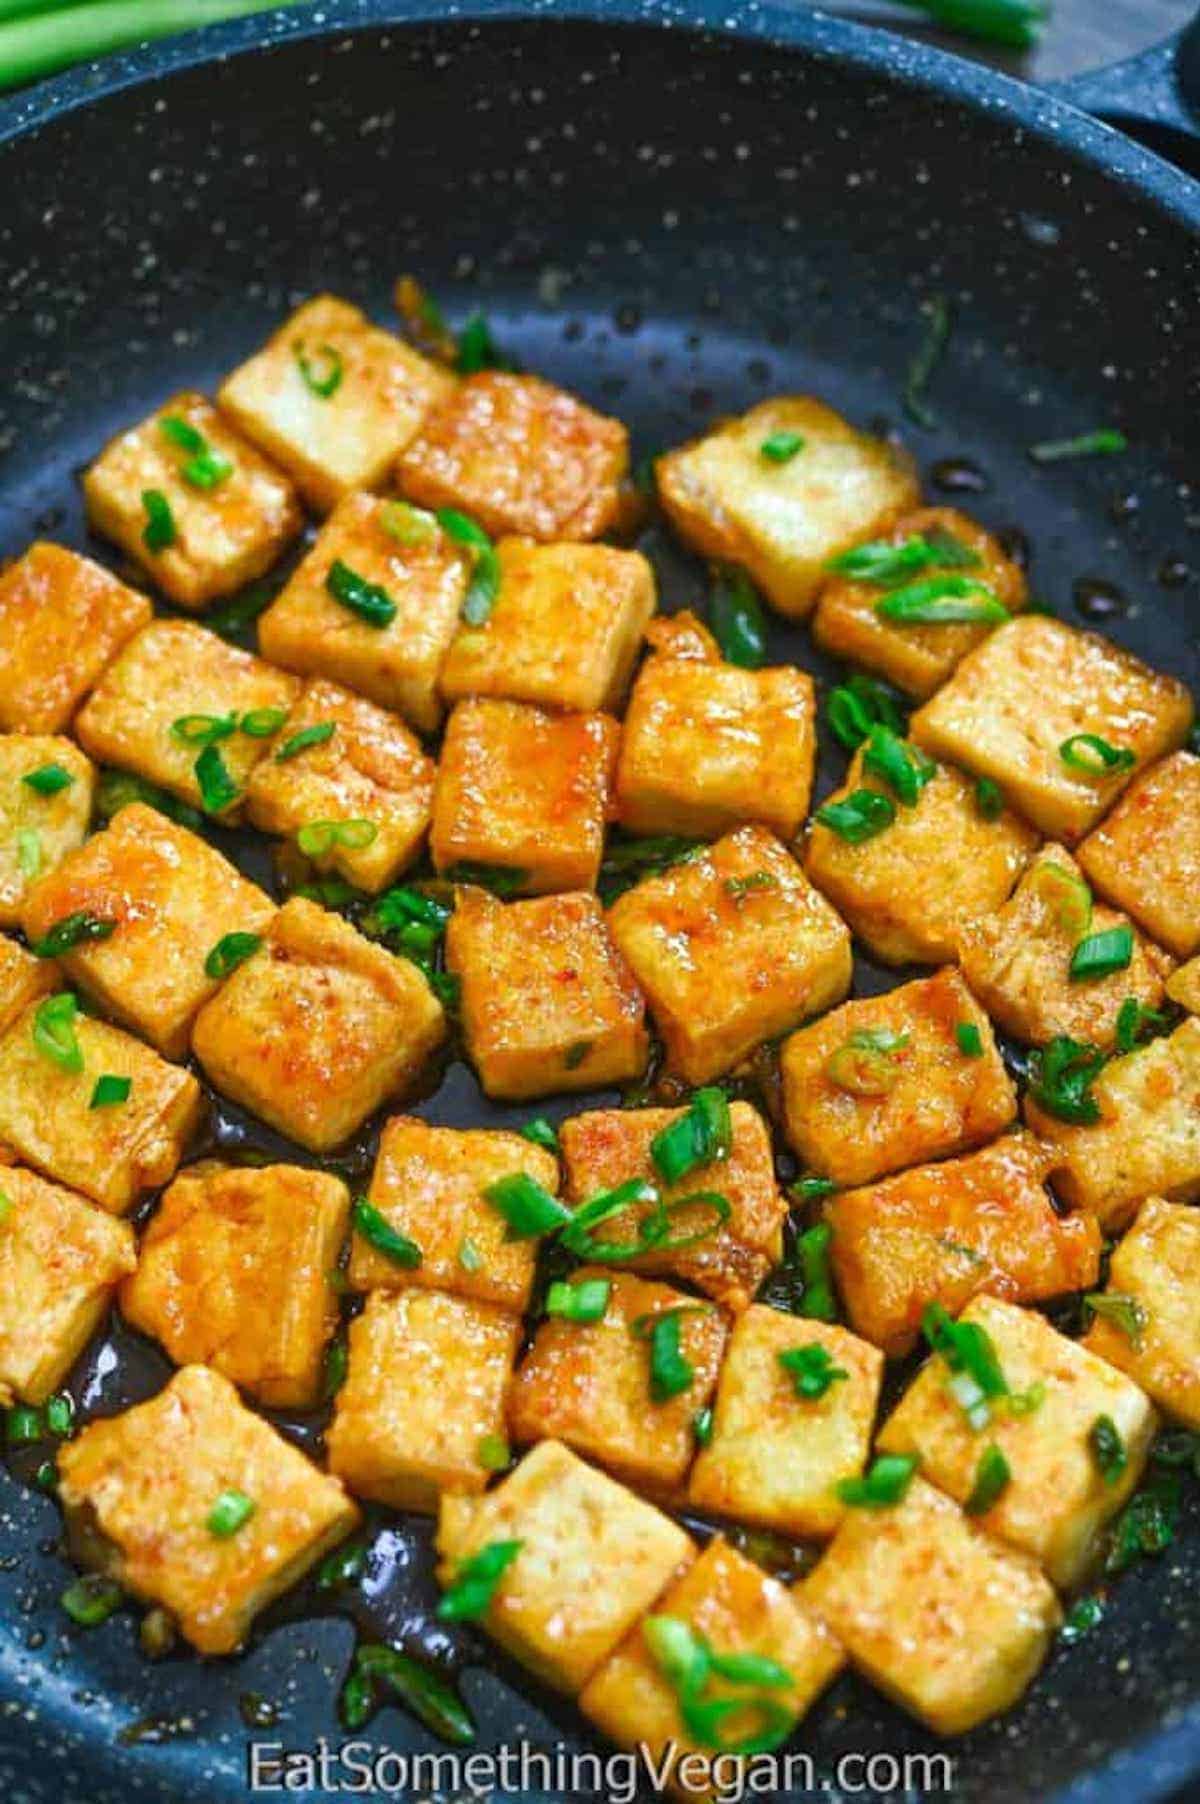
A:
0;934;56;1036
827;1132;1101;1357
0;543;152;734
435;1439;695;1695
608;826;852;1085
327;1289;520;1512
805;748;1038;967
256;491;468;734
508;1269;728;1494
431;699;619;895
958;843;1173;1050
57;1365;358;1656
439;538;655;713
218;294;455;512
446;887;648;1100
83;391;302;609
558;1102;785;1314
120;1162;350;1410
657;397;919;620
192;897;444;1153
879;1297;1156;1588
1168;955;1200;1015
0;1167;135;1407
347;1116;559;1313
1025;1017;1200;1230
74;620;299;819
812;507;1029;700
781;967;1015;1187
244;679;434;893
803;1477;1060;1735
1082;1197;1200;1430
0;734;94;928
21;803;275;1059
397;371;629;542
1077;751;1200;959
0;1000;202;1214
911;617;1194;843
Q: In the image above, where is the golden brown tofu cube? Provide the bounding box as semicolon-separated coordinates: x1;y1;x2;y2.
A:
120;1162;350;1410
83;391;302;609
439;538;655;713
657;397;919;620
911;617;1194;843
446;887;648;1100
1168;955;1200;1015
431;699;618;895
804;748;1038;967
781;967;1015;1187
958;843;1173;1050
0;1000;202;1214
803;1477;1060;1735
0;934;56;1036
244;679;434;893
327;1289;520;1512
0;543;152;734
1077;751;1200;959
0;733;94;929
57;1365;358;1656
0;1167;135;1407
74;620;299;819
256;491;468;734
812;506;1029;700
21;803;275;1060
827;1132;1101;1357
608;826;852;1085
688;1307;883;1539
879;1297;1156;1588
435;1438;695;1695
1082;1197;1200;1430
218;294;455;512
558;1101;786;1314
192;897;444;1153
397;371;629;542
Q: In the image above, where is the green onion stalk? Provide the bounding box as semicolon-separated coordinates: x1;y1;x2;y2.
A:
0;1;308;94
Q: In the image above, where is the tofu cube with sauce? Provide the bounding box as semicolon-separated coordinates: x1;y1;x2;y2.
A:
0;733;95;929
0;543;152;734
1168;955;1200;1014
0;935;56;1037
1077;751;1200;959
1081;1196;1200;1431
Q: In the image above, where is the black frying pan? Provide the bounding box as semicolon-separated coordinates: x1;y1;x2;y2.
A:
0;6;1198;1802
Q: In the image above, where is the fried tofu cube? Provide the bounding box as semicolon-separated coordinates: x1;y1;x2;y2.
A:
192;897;444;1152
1168;955;1200;1015
446;887;648;1100
803;1477;1060;1735
347;1116;559;1313
805;748;1037;967
509;1269;728;1495
1025;1016;1200;1230
911;617;1194;843
244;679;434;893
21;803;275;1059
958;843;1174;1050
812;506;1029;700
1082;1197;1200;1430
435;1439;695;1695
120;1162;350;1410
218;294;455;512
256;491;468;734
0;1000;202;1214
0;734;94;928
83;392;302;609
57;1364;358;1656
657;397;919;620
827;1132;1101;1357
439;538;655;713
0;1167;135;1407
397;371;629;542
431;699;618;895
608;826;852;1085
74;621;299;819
327;1289;519;1512
1077;751;1200;959
0;543;152;734
879;1297;1156;1588
0;934;56;1036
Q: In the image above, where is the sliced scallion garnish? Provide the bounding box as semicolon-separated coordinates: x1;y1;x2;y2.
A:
353;1197;422;1268
325;559;398;628
814;788;896;843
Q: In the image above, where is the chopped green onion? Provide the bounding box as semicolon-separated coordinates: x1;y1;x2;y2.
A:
1070;925;1134;983
61;1574;122;1627
642;1616;797;1755
0;1188;11;1227
239;707;288;740
476;1433;510;1472
923;1301;1009;1428
207;1489;256;1538
837;1452;919;1507
204;931;262;980
22;763;74;797
724;870;778;901
442;860;527;896
89;1074;131;1110
379;498;439;547
650;1087;732;1185
708;566;767;669
632;1307;701;1402
326;559;397;627
956;1022;984;1058
1029;859;1093;939
297;818;378;857
456;314;511;375
437;1539;523;1622
141;488;176;552
353;1197;421;1268
861;724;936;806
194;743;241;815
778;1342;848;1400
15;828;41;879
1029;1035;1107;1125
160;414;233;490
791;1175;836;1204
793;1222;838;1321
693;1406;714;1446
1105;1467;1180;1573
322;1335;349;1400
892;0;1047;52
975;776;1004;819
1115;997;1169;1054
1059;733;1136;780
903;293;950;428
293;341;344;398
827;531;978;585
275;721;336;763
1083;1291;1148;1351
32;991;83;1074
965;1443;1011;1515
316;1542;368;1592
1089;1414;1127;1486
825;1028;910;1097
485;1172;572;1240
348;1643;476;1744
95;767;203;831
1061;1594;1105;1644
170;712;237;746
1152;1431;1200;1478
597;832;705;904
6;1405;43;1445
519;1116;559;1153
825;672;906;751
45;1393;74;1437
562;1182;731;1263
760;430;805;464
31;911;117;959
545;1277;611;1323
814;788;896;843
437;509;500;625
457;1238;483;1274
1029;429;1128;465
875;576;1008;625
